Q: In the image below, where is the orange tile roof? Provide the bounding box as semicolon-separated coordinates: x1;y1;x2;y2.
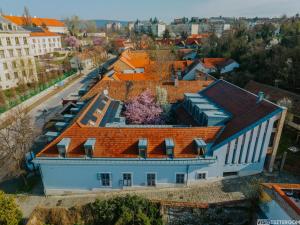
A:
83;80;212;103
4;15;65;27
30;28;60;37
203;58;228;69
37;121;222;158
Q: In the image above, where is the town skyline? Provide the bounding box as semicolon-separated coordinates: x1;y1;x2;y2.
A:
2;0;300;22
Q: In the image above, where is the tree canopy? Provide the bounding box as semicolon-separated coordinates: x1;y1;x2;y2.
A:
85;195;163;225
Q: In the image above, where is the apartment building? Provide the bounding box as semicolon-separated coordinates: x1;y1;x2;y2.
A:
0;16;37;89
26;27;62;56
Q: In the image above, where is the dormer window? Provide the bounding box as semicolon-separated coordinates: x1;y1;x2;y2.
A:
84;138;96;157
194;138;207;156
138;138;147;158
57;138;71;158
165;138;174;158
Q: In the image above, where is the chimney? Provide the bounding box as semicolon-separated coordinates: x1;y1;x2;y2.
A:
257;91;264;103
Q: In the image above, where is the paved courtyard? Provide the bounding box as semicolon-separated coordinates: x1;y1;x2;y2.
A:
14;171;300;218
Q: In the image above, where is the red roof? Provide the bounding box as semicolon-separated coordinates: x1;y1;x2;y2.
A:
201;80;281;145
83;80;212;102
203;58;228;69
30;28;60;37
37;123;221;158
4;15;65;27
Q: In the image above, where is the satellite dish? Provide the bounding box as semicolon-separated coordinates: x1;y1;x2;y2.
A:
103;89;109;96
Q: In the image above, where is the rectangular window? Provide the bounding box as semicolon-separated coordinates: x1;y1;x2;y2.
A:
123;173;132;187
176;173;185;184
22;71;26;77
23;37;28;45
3;63;8;70
12;61;17;68
238;134;246;164
15;37;19;45
0;50;4;58
196;172;206;180
5;73;10;80
225;142;231;164
25;48;29;55
99;173;111;187
223;172;238;177
252;125;262;162
147;173;156;186
14;72;18;79
6;37;11;46
17;49;22;57
0;38;2;46
245;130;254;163
231;139;238;164
8;49;14;57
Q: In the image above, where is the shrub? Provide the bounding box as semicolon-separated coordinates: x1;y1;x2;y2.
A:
85;195;163;225
0;191;22;225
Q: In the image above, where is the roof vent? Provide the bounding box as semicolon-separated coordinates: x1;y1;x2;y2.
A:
165;138;174;158
194;138;207;156
138;138;148;158
57;138;71;157
84;138;96;157
257;91;264;103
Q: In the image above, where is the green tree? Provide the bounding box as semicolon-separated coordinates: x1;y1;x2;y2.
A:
0;191;22;225
86;195;163;225
163;29;170;39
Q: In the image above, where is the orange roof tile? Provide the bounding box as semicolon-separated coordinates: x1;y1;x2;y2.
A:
37;122;222;158
4;15;65;27
203;58;228;69
83;80;212;103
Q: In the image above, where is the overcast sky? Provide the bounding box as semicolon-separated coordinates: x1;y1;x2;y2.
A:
1;0;300;22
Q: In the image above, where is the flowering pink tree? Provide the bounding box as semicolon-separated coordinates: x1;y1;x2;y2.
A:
93;37;104;46
124;90;164;125
64;36;80;48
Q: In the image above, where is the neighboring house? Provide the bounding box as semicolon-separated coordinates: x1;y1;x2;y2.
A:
4;15;68;34
34;79;285;194
245;80;300;132
258;183;300;221
70;54;93;70
24;26;62;56
0;16;37;89
168;23;199;36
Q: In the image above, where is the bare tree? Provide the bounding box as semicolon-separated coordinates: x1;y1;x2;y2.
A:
0;107;36;182
151;48;175;80
22;6;32;26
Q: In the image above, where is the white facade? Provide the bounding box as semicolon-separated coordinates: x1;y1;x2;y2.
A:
151;23;166;37
169;23;199;36
47;26;68;34
190;24;199;35
0;17;37;89
30;35;62;56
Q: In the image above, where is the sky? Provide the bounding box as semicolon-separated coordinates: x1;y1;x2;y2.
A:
1;0;300;22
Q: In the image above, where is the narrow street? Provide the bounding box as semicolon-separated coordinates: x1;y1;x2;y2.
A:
30;68;98;129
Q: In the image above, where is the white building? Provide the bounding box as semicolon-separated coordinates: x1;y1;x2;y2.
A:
169;23;199;36
26;27;62;56
4;15;68;34
0;16;37;89
151;23;166;37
